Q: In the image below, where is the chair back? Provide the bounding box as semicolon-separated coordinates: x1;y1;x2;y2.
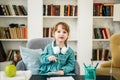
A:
26;38;53;50
25;38;80;75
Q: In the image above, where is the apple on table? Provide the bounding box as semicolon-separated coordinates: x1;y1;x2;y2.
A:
4;64;17;77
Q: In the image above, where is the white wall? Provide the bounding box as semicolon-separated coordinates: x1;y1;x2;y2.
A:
28;0;43;39
28;0;93;75
77;0;93;75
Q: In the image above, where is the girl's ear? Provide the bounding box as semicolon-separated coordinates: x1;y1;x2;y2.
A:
52;32;55;37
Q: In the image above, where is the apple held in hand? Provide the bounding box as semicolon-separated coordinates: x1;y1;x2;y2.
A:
4;64;16;77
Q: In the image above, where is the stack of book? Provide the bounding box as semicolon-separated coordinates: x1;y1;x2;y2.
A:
93;3;113;16
0;26;27;39
43;27;53;37
93;27;111;39
0;4;27;16
91;48;111;61
6;49;22;65
43;4;78;16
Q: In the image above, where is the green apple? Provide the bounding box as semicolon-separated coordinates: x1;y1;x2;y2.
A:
4;64;16;77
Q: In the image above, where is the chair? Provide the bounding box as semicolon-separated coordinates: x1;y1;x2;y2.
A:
96;33;120;80
16;38;80;75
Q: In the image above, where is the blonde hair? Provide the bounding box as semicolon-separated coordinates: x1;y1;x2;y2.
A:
52;22;70;44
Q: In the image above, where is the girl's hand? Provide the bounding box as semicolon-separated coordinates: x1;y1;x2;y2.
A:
48;55;57;61
57;70;64;75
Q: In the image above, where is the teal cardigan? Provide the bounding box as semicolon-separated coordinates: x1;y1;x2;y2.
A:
39;43;75;75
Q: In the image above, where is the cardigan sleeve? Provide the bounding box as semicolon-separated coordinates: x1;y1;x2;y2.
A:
61;49;75;74
39;44;52;64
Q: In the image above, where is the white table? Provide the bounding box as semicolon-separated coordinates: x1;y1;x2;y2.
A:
0;70;32;80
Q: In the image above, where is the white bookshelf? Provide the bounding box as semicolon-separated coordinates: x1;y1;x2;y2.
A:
0;0;28;53
28;0;93;75
92;0;120;71
43;0;78;53
23;0;120;75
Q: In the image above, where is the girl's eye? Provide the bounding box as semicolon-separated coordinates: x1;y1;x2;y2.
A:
57;30;67;34
57;31;60;33
63;31;67;34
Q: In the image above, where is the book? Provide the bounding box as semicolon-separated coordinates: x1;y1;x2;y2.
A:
12;5;19;15
6;5;12;15
47;72;61;75
6;49;12;61
0;5;4;15
1;5;8;16
19;5;27;15
99;28;104;39
6;49;22;65
16;5;23;15
56;5;60;16
97;49;103;60
22;26;28;39
43;27;53;37
67;4;71;16
4;5;11;15
43;4;77;16
70;5;73;16
103;3;113;16
74;5;78;16
64;5;68;16
47;5;52;16
12;50;22;65
48;76;74;80
60;5;64;16
93;3;100;16
0;41;6;62
103;28;109;39
104;49;109;61
9;5;16;15
91;49;97;60
52;4;56;16
43;5;46;16
93;28;99;39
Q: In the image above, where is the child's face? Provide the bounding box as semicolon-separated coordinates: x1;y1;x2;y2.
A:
54;25;68;43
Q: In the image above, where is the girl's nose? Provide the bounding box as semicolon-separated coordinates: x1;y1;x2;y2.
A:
60;32;64;35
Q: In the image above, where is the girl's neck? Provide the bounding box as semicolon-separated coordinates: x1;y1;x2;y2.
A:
55;41;65;48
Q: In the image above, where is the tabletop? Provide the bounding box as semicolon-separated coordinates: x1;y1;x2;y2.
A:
30;75;116;80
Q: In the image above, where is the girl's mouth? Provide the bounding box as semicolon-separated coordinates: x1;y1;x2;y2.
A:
59;37;64;39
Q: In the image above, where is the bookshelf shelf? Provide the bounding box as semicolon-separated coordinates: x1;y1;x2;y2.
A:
0;16;28;18
43;0;78;55
92;0;112;62
43;16;78;19
25;0;119;75
0;39;27;41
93;16;113;19
92;0;120;63
0;0;28;63
93;39;110;41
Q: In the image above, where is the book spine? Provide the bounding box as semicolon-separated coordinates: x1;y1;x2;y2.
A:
43;5;46;16
5;5;11;15
0;5;4;15
47;5;51;16
0;41;6;62
12;5;19;15
91;49;97;60
19;5;27;15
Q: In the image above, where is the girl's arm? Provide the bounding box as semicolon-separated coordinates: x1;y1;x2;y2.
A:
39;45;51;64
61;49;75;74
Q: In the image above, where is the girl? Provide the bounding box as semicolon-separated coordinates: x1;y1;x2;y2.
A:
39;22;75;75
